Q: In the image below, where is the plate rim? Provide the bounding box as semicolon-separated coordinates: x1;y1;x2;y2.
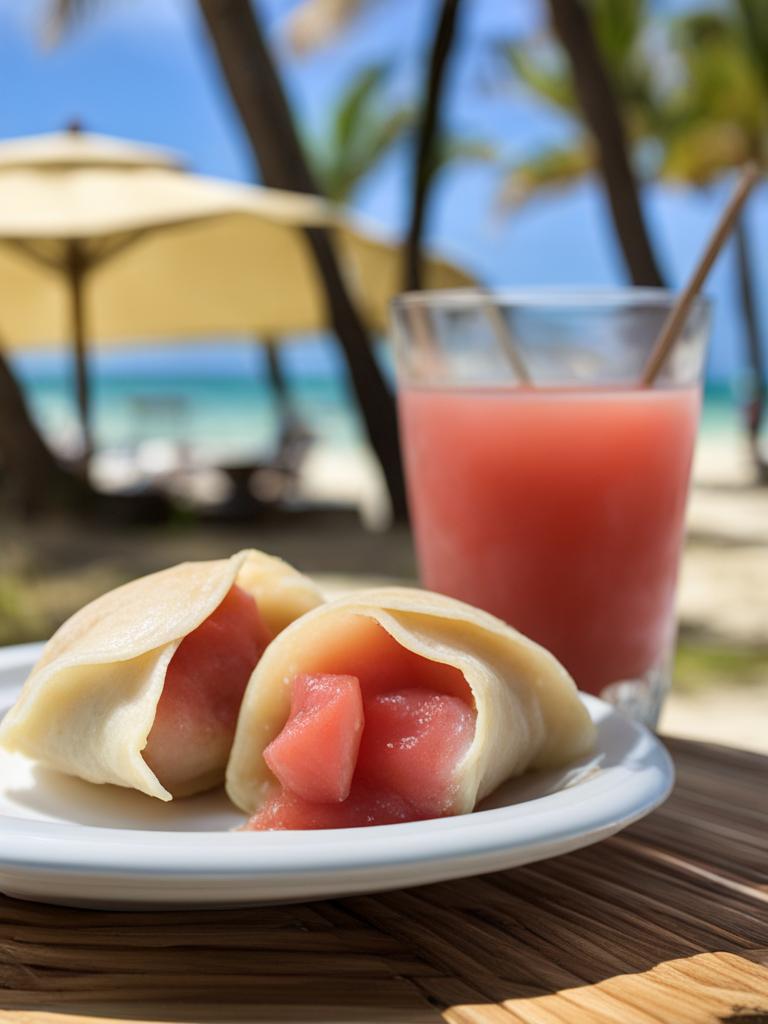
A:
0;643;674;881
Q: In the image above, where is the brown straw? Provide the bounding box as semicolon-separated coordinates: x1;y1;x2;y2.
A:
482;296;532;385
641;162;761;386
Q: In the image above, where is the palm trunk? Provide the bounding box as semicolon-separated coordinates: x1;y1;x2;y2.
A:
0;346;92;515
404;0;463;291
547;0;664;287
734;213;768;482
197;0;407;521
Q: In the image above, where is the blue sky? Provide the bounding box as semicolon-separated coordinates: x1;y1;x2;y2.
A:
1;0;763;385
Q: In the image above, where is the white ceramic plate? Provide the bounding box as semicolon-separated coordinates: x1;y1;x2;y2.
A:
0;642;673;910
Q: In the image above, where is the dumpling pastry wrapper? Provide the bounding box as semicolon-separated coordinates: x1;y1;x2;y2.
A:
0;550;322;800
226;587;596;820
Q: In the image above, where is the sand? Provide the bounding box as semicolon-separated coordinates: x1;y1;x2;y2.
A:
659;682;768;754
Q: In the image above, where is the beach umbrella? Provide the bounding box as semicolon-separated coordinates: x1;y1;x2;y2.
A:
0;129;470;459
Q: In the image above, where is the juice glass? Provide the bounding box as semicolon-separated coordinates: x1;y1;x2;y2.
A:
392;289;710;726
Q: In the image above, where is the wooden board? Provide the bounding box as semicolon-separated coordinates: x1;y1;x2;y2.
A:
0;737;766;1023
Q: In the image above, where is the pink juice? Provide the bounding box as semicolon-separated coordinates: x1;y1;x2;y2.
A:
399;386;701;694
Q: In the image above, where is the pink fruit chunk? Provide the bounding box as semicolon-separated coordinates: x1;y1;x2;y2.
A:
356;690;475;817
245;781;423;831
143;585;271;793
264;674;364;803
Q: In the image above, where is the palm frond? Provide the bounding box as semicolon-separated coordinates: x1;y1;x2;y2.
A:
734;0;768;93
326;108;412;201
304;63;411;201
670;12;765;133
660;123;754;187
588;0;647;67
498;144;594;209
332;63;390;153
501;42;575;112
424;136;496;183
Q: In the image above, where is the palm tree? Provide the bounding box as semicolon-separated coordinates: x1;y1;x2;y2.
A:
404;0;463;290
47;0;409;521
546;0;664;287
0;343;93;515
500;0;663;286
660;5;767;479
284;0;477;291
499;0;767;479
201;0;411;520
0;5;105;514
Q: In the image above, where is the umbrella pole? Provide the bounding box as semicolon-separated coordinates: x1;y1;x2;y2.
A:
67;241;93;471
262;336;288;406
258;335;293;432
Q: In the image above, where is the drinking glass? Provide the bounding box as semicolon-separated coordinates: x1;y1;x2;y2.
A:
392;288;710;726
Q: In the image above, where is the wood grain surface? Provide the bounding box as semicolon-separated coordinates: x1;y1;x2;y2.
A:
0;737;766;1024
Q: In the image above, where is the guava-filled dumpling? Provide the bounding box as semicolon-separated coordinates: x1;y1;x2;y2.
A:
226;587;595;830
0;550;322;800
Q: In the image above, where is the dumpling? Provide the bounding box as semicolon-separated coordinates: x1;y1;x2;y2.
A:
0;550;322;800
226;587;595;829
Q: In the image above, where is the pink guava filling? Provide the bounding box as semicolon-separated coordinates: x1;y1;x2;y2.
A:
143;584;271;793
247;783;422;830
355;689;475;817
247;632;476;830
264;674;364;803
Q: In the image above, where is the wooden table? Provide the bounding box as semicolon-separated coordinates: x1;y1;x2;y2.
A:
0;737;765;1024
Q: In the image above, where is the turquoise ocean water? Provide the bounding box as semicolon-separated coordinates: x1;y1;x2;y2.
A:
18;372;742;461
21;374;363;460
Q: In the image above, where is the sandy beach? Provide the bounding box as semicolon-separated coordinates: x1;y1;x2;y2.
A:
655;435;768;752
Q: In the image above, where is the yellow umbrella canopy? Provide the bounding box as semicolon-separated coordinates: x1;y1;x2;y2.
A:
0;130;471;454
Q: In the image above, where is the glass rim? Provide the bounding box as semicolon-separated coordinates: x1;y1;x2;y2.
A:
391;286;712;313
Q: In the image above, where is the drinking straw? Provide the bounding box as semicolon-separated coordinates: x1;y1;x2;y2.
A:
478;290;532;385
487;302;532;385
641;162;761;387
